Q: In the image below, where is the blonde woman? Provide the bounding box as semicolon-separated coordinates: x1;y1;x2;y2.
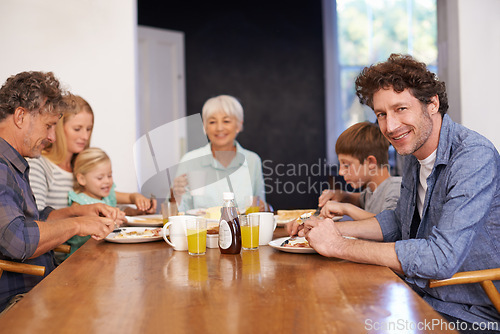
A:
28;95;94;210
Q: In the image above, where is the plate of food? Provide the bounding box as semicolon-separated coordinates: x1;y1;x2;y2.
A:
105;227;163;243
125;214;164;227
186;206;222;220
274;210;343;227
186;208;207;216
275;209;316;226
268;237;316;254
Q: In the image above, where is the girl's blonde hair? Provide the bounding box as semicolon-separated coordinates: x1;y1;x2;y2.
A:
73;147;110;193
43;95;94;166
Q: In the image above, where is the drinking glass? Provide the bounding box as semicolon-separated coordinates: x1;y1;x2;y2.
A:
186;217;207;255
244;196;261;214
240;214;260;250
161;201;178;225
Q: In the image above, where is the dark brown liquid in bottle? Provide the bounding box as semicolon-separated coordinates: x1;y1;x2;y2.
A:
219;206;241;254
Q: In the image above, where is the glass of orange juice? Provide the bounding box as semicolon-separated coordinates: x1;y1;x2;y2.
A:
244;196;261;214
240;214;260;250
186;217;207;255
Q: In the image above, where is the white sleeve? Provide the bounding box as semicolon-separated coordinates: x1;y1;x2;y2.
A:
28;158;51;211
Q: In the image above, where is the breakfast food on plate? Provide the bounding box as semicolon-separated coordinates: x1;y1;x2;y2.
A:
203;206;222;220
207;224;219;235
114;228;161;239
282;237;311;248
276;209;316;223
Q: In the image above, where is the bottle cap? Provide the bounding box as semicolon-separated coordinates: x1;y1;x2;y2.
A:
223;192;235;200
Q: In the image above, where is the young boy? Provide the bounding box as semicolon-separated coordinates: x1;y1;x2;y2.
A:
319;121;401;220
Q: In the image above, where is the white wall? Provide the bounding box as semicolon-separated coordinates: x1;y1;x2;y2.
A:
457;0;500;150
0;0;138;192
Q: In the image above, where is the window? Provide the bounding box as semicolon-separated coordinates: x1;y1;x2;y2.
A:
323;0;437;165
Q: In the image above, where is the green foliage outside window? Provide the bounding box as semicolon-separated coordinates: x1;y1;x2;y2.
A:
337;0;437;126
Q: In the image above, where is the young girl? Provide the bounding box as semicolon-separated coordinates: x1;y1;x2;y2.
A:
66;147;157;256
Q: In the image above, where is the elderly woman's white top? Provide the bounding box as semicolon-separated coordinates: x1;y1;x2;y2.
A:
174;141;265;213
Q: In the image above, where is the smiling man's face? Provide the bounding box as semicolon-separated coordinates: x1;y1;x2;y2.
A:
373;88;438;159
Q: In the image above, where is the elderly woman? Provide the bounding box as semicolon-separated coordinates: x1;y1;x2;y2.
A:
173;95;266;213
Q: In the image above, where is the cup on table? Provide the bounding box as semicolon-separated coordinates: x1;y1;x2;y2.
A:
162;215;196;251
248;212;276;245
161;201;178;225
186;217;207;256
240;214;260;250
187;171;206;196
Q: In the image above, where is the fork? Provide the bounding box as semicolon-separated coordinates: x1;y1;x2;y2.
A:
147;194;156;211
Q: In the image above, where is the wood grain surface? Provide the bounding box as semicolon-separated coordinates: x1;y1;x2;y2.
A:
0;227;456;333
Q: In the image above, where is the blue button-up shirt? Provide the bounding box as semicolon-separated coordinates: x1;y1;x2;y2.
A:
377;115;500;324
0;138;55;311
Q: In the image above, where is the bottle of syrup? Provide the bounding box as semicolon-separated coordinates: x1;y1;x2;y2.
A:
218;192;241;254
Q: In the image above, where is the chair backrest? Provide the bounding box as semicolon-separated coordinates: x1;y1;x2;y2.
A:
429;268;500;314
0;260;45;279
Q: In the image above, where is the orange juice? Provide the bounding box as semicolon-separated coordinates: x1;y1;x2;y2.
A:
244;206;260;214
187;228;207;255
241;225;259;250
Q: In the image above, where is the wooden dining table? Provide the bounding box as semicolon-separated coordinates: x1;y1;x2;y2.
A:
0;227;456;333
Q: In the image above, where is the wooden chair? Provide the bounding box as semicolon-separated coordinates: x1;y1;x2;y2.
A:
429;268;500;313
0;244;71;279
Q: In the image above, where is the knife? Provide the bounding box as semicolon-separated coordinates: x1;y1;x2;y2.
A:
312;206;321;217
147;194;156;211
281;236;300;247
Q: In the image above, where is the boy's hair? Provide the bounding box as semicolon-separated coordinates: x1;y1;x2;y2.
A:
335;121;390;166
73;147;110;193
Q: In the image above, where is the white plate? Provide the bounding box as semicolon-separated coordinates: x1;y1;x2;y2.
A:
105;227;163;243
268;237;316;254
125;214;163;227
274;215;343;227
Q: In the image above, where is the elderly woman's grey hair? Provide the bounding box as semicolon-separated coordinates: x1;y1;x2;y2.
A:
201;95;244;126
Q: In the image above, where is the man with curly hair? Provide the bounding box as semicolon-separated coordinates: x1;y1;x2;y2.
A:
0;71;124;314
290;54;500;332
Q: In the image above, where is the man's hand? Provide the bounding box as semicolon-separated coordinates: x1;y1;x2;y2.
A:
287;215;323;237
304;218;345;258
74;203;126;226
73;216;116;240
286;219;304;237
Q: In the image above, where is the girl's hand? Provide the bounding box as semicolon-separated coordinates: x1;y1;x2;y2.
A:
132;193;157;213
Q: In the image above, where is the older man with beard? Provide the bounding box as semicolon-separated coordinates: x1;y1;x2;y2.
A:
0;71;125;314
